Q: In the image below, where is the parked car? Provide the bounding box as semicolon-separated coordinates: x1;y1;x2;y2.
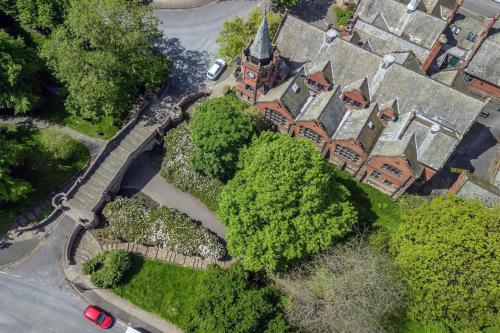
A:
207;59;226;80
83;305;113;329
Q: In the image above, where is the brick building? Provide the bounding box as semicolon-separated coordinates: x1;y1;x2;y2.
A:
236;13;485;198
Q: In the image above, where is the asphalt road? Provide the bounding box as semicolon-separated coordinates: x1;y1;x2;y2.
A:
0;272;126;333
154;0;260;92
463;0;500;17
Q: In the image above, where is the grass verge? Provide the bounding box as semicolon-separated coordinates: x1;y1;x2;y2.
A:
0;126;90;234
112;255;206;329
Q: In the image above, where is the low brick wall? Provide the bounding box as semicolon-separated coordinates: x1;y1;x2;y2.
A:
100;240;229;269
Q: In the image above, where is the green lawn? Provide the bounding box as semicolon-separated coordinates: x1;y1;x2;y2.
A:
333;168;401;232
112;255;206;329
36;93;118;140
0;126;90;234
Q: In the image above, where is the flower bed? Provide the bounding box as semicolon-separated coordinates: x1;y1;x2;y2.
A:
161;122;223;211
101;197;226;260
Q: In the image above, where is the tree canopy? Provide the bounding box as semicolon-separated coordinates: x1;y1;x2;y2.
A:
187;263;289;333
281;239;407;333
41;0;171;122
218;132;357;271
189;94;256;180
390;195;500;331
271;0;300;10
6;0;68;31
216;8;281;60
0;126;33;203
0;29;42;114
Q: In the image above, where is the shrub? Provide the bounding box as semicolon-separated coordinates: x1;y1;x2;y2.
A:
101;197;226;260
37;128;88;161
102;196;150;244
161;122;223;211
82;249;132;289
149;206;226;259
186;263;289;333
333;4;355;30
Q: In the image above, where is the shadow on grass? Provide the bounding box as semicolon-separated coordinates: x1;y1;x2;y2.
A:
119;254;145;286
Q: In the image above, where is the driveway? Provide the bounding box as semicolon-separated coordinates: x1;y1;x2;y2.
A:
154;0;260;92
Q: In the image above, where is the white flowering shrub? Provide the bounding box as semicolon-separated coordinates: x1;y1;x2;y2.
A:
161;122;223;211
102;197;226;260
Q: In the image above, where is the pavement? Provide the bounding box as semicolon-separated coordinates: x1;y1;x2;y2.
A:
121;150;227;238
152;0;215;10
154;0;260;93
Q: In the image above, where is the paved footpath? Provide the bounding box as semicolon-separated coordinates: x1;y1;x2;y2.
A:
153;0;215;10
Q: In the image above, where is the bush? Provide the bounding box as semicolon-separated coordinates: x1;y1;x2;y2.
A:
333;4;355;30
82;249;132;289
102;197;226;260
37;128;88;161
161;122;223;211
186;263;289;333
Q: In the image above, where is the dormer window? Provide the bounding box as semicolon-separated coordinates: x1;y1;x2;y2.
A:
343;96;362;109
382;164;401;177
307;79;325;92
299;126;322;144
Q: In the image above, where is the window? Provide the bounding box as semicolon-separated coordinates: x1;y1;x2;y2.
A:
382;164;401;177
370;170;381;179
264;109;287;126
343;96;362;109
299;127;322;144
383;179;393;186
245;85;254;93
307;79;324;91
334;144;360;162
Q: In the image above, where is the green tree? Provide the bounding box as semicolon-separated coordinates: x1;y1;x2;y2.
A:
271;0;300;10
390;195;500;332
189;95;256;180
0;29;42;114
216;8;281;60
41;0;171;122
0;126;33;202
218;132;357;271
15;0;68;31
187;263;289;333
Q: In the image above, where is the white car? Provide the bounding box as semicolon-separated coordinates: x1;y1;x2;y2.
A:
207;59;226;80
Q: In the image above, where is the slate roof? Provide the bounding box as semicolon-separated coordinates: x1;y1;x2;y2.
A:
465;31;500;86
371;134;423;176
333;104;377;140
353;19;431;63
297;86;348;136
249;17;274;61
355;0;447;49
280;68;310;118
441;7;485;53
455;174;500;207
342;77;370;99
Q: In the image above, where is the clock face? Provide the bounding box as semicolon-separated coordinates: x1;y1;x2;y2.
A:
247;71;255;79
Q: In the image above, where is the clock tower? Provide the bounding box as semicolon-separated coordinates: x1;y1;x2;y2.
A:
236;16;283;104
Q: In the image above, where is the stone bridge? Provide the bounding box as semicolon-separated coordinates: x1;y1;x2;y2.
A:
58;91;208;227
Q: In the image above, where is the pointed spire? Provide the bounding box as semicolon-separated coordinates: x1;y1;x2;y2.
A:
249;15;274;64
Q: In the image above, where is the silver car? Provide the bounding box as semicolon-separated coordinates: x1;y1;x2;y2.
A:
207;59;226;80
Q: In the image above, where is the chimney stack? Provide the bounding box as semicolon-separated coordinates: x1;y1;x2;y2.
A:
447;0;464;24
381;54;395;69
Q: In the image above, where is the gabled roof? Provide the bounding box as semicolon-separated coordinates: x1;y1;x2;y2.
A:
333;104;378;141
371;12;390;32
307;61;333;87
249;17;274;61
342;77;370;99
297;86;348;136
371;134;423;176
352;19;431;63
379;99;399;115
354;0;447;49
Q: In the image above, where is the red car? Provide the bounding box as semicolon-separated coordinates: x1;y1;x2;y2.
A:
83;305;113;329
